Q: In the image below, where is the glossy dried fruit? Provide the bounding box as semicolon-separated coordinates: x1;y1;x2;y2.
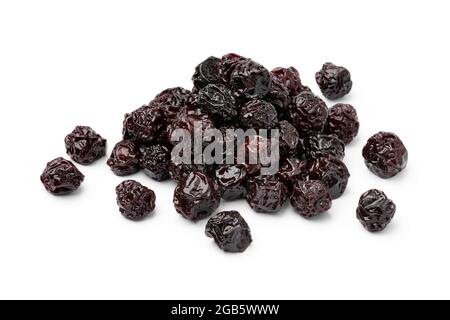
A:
239;100;278;129
290;180;332;218
290;92;328;137
264;74;292;118
216;165;247;201
218;53;246;84
315;62;352;100
64;126;107;165
107;140;140;176
140;145;171;181
230;58;272;100
167;107;214;145
40;157;84;195
324;103;359;144
362;132;408;179
150;87;191;107
278;120;300;157
246;175;288;213
197;84;237;124
304;134;345;160
309;157;350;199
206;210;252;253
277;158;309;189
168;159;216;182
192;56;221;90
271;67;305;97
173;171;221;221
123;105;165;144
116;180;156;221
356;189;396;232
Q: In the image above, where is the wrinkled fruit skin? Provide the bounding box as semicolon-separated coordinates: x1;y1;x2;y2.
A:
151;87;191;107
65;126;107;165
116;180;156;221
218;53;246;84
324;103;359;144
290;92;328;137
277;158;309;189
140;145;170;181
216;165;247;201
356;189;396;232
168;160;216;182
173;171;221;221
197;84;237;125
240;100;278;129
290;180;332;218
230;58;272;100
271;66;306;97
40;157;84;195
246;175;288;213
362;132;408;179
264;74;291;118
315;62;353;100
107;140;140;176
192;56;221;90
304;134;345;160
123;105;166;144
279;120;300;157
309;157;350;199
205;210;252;253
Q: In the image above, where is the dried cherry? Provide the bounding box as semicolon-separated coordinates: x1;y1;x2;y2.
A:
239;100;278;130
140;145;171;181
290;180;332;218
308;157;350;199
192;56;221;90
230;58;272;100
356;189;396;232
40;157;84;195
290;92;328;137
107;140;140;176
215;165;247;201
206;210;252;253
123;105;165;144
116;180;156;221
304;134;345;160
324;103;359;144
65;126;107;165
315;62;352;100
246;175;288;213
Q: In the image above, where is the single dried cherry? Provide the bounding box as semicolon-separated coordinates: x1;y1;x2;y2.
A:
278;120;300;157
107;140;140;176
246;175;288;213
197;84;237;125
173;171;221;221
356;189;396;232
206;210;252;253
116;180;156;221
315;62;352;100
304;134;345;160
290;92;328;137
239;100;278;130
215;165;247;201
123;105;165;144
230;58;272;100
65;126;107;165
140;145;171;181
362;132;408;179
290;180;332;218
40;157;84;195
324;103;359;144
192;56;221;90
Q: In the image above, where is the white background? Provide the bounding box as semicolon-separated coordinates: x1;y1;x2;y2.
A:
0;0;449;300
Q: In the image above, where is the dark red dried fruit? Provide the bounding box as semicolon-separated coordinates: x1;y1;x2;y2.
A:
64;126;107;165
140;145;171;181
150;87;191;107
107;140;140;176
206;210;252;253
116;180;156;221
356;189;396;232
167;107;215;145
271;67;305;97
324;103;359;144
215;165;247;201
230;58;272;100
40;157;84;195
123;105;165;144
246;175;288;213
308;157;350;199
173;171;221;221
362;132;408;179
277;158;309;189
192;56;221;90
290;180;332;218
218;53;246;84
236;135;272;177
290;92;328;137
279;120;300;157
315;62;352;100
239;100;278;129
304;134;345;160
197;84;237;124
